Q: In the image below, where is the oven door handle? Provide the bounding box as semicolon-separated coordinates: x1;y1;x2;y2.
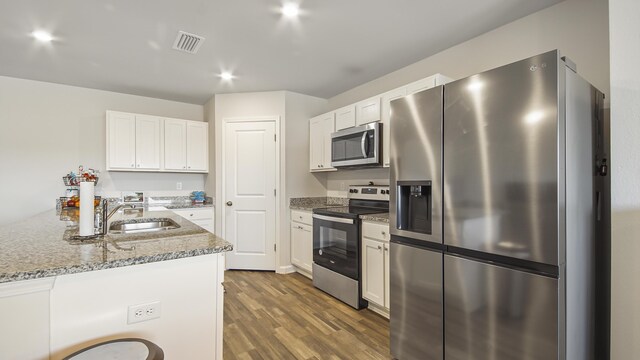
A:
312;214;355;224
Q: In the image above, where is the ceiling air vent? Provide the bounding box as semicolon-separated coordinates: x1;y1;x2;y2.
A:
172;31;205;54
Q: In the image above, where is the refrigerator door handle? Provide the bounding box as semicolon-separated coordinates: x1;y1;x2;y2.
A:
596;191;602;221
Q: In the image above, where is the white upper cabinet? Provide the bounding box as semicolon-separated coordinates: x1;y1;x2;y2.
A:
107;110;209;173
164;119;188;171
134;115;161;170
186;121;208;172
164;119;208;172
308;73;451;171
356;96;381;126
381;87;408;168
406;76;437;95
406;74;452;95
309;112;336;172
335;105;356;130
107;111;137;170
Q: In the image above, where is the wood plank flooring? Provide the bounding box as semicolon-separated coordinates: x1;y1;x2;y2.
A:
223;270;391;360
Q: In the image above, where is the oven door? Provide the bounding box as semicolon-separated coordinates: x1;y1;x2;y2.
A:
312;214;359;280
331;123;380;167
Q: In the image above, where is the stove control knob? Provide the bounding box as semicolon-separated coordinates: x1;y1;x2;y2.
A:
349;189;354;193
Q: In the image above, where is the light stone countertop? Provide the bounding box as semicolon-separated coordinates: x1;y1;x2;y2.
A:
289;197;348;211
0;207;232;284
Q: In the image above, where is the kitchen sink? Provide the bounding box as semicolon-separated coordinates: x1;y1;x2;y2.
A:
109;218;180;234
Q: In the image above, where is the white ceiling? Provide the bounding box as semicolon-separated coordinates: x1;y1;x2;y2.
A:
0;0;563;104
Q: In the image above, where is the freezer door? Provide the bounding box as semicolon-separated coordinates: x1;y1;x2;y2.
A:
443;50;560;265
390;86;443;244
444;255;558;360
390;242;443;360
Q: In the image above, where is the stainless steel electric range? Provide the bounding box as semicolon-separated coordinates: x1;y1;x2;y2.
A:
312;184;390;309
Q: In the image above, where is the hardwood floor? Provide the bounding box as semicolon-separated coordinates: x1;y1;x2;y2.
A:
223;270;391;360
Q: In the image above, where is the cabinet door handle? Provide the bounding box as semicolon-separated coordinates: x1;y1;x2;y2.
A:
377;245;382;250
381;231;386;235
384;246;389;252
131;163;135;168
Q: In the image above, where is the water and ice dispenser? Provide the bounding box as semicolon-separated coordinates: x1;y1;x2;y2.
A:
396;181;432;235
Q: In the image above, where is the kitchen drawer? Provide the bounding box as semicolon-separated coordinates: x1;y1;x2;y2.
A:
172;208;214;221
362;221;389;242
291;210;312;226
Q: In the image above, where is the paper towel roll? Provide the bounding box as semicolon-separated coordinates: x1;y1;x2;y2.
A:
79;181;95;236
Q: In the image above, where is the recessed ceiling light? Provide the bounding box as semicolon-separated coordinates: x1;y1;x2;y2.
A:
281;3;300;17
32;30;53;43
220;72;234;81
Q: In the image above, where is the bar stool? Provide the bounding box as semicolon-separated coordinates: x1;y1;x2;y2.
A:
63;338;164;360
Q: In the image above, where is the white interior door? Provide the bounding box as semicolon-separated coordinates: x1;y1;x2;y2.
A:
224;121;277;270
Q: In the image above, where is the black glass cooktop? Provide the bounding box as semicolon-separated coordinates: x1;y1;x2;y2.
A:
313;205;388;219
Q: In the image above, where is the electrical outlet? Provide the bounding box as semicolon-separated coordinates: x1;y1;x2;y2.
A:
176;182;183;190
127;301;161;324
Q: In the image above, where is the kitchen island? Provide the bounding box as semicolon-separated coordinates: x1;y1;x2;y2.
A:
0;206;232;360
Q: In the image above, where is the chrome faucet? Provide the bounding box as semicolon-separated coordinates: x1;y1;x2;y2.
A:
101;201;136;235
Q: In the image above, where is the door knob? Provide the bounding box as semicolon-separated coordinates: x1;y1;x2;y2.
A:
226;201;233;206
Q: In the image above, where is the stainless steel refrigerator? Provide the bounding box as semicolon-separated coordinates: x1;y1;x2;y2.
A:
389;50;609;360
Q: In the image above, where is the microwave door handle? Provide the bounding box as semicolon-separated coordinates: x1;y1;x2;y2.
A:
361;132;368;157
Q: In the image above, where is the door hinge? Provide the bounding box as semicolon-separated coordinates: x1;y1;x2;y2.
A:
274;134;277;142
274;188;277;196
274;243;277;252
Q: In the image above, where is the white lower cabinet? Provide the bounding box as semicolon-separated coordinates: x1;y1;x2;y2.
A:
291;210;313;277
172;207;215;233
0;278;54;360
361;221;390;316
362;237;385;305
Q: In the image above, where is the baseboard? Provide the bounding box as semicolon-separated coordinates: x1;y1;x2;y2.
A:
277;265;296;274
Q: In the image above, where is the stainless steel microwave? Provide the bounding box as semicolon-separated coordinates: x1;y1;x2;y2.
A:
331;123;381;168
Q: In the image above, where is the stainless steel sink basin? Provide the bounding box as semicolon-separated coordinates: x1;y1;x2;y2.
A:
109;218;180;234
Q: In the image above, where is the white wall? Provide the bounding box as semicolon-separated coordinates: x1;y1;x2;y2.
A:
326;0;609;110
284;91;328;200
609;0;640;358
321;0;609;191
0;76;205;226
283;91;327;270
204;97;216;198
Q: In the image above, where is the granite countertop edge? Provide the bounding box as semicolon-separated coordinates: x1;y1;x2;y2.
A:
359;213;390;223
0;244;233;284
